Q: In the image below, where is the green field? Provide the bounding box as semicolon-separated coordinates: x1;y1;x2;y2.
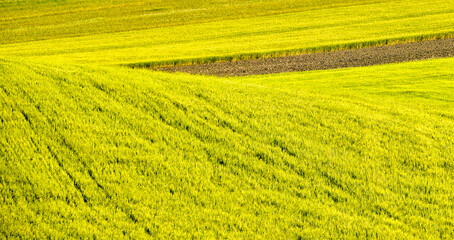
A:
1;0;454;239
1;0;453;65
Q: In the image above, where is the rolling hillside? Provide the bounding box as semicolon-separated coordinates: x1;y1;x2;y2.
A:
1;0;454;239
1;57;453;238
0;0;453;65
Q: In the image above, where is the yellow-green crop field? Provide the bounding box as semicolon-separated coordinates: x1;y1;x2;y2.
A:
1;0;453;239
1;0;454;65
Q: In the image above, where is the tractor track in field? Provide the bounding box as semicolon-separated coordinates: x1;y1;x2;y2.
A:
153;38;454;77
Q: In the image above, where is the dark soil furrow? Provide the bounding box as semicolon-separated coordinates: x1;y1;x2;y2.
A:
153;38;454;77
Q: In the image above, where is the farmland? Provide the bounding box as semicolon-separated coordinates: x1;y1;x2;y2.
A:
1;0;454;239
155;38;454;76
0;0;453;65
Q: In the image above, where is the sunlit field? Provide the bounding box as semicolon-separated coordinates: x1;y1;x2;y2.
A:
1;0;453;238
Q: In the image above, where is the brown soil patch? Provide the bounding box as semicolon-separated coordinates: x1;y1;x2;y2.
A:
153;38;454;77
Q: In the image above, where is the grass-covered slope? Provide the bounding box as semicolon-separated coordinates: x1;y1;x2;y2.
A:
0;0;453;65
1;0;454;239
1;57;453;239
0;0;386;44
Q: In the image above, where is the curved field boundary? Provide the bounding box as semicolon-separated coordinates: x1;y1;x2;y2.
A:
126;33;454;69
151;38;454;77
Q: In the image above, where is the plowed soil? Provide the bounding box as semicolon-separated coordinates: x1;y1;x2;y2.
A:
154;38;454;77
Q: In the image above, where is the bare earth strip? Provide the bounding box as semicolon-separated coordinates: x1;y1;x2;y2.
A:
154;38;454;77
